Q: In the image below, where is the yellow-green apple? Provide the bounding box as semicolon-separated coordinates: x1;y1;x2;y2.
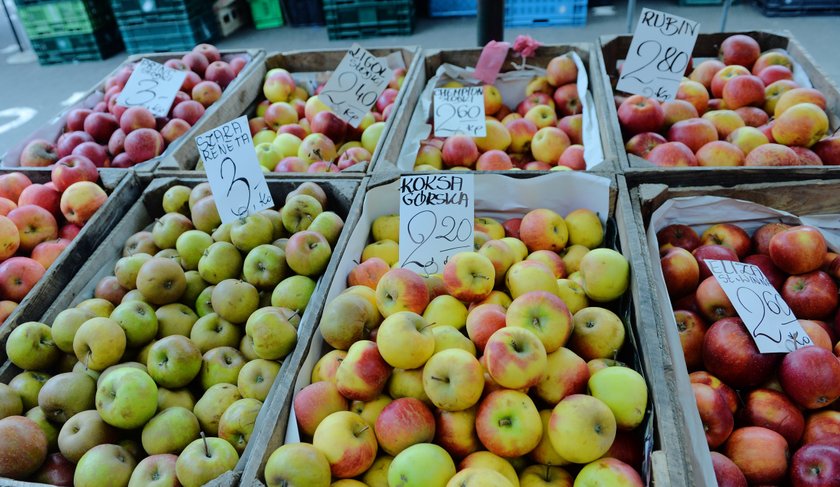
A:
95;367;158;429
350;393;392;431
505;118;538;153
242;244;288;289
578;248;629;302
764;79;798;114
135;257;186;305
127;453;179;487
207;281;257;327
264;442;331;487
676;80;710;114
745;142;800;166
72;317;126;371
245;307;297;360
312;411;378;478
255;143;283;171
308;211;344;247
271;275;316;311
423;294;469;329
574;458;642;487
38;371;95;423
772;102;828;147
237;359;280;401
645;141;698;166
311;350;346;384
483;84;504;113
431;325;476;355
423;348;484;411
387;442;456;487
76;297;114;317
370;215;399;244
568;307;625;361
253;129;276;146
415;143;443;169
727;126;768;155
147;335;202;388
505;260;559;298
198;241;242;284
374;398;435;456
525;105;558;130
803;410;840;446
548;394;615;463
319;292;377;350
589;366;647;430
230;212;274;252
362;239;398;266
528;409;567;466
376;268;430;317
199;346;245;389
474;217;504;240
348;256;390;289
176;436;239;487
741;388;804;447
526;76;553;96
155;302;199;336
547;54;578;86
281;194;323;233
565;209;604;249
475;389;542;459
534;347;589;406
774;87;827;117
660;247;700;298
57;409;118;462
387;367;428;403
779;346;840;409
193;383;241;435
21;139;59;167
617;95;664;135
335;340;391;401
441;135;479;168
109;300;158;348
518;464;572;486
711;64;750;98
506;290;572;353
475;119;512;152
0;215;19;260
530;127;569;164
555;279;588;314
435;406;480;458
361;121;386;154
73;443;136;487
217;397;262;453
442;251;495;302
782;271;838;320
501;237;527;262
5;321;59;371
769;225;827;274
519;208;568;252
483;327;547;389
263;68;295;102
725;426;789;485
0;384;21;419
376;311;435;369
465;303;507;352
141;406;200;455
702;110;745;139
674;310;707;370
703;317;780;389
447;467;513;486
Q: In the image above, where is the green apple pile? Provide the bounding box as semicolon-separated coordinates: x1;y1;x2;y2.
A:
0;181;345;486
262;207;651;486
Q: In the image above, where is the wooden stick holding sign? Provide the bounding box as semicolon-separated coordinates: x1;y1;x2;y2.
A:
616;9;699;101
195;115;274;224
116;59;187;117
320;44;393;128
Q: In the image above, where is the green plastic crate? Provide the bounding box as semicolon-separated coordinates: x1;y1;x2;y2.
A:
323;0;414;40
17;0;114;39
248;0;284;29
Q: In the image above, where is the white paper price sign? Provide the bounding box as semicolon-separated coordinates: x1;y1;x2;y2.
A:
706;259;812;353
195;116;274;224
616;9;700;101
433;87;487;137
320;44;393;128
116;59;187;117
399;174;475;275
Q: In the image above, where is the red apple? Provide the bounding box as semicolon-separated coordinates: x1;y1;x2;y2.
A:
376;88;398;113
667;118;719;153
657;224;701;252
553;83;581;116
645;141;697;166
782;271;838;320
160;118;191;146
758;65;793;86
742;388;805;447
18;184;60;217
695;277;736;323
690;60;727;89
8;205;58;252
690;370;740;415
700;223;751;258
119;106;156;134
803;410;840;447
82;112;118;144
71;141;109;168
711;451;748;487
734;106;769;127
743;254;785;290
722;75;765;110
703;317;781;389
752;222;790;255
675;310;707;370
692;382;734;448
791;146;823;166
769;225;827;275
625;132;667;158
661;247;700;299
182;52;209;76
779;346;840;409
725;426;789;485
205;61;236;89
790;443;840;487
65;108;92;132
745;143;801;166
441;135;479;168
813;136;840;165
617;95;664;135
720;34;761;68
557;145;585;170
124;128;164;163
693;244;739;281
31;238;70;269
56;131;94;158
311;111;347;143
0;257;46;301
172;100;205;125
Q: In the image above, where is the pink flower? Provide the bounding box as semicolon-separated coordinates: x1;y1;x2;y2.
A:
513;35;541;58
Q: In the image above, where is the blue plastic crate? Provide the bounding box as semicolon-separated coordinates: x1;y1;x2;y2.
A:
505;0;587;26
30;24;123;65
754;0;840;15
429;0;476;16
119;10;218;53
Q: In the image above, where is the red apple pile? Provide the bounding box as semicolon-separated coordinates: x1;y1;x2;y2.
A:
414;53;588;171
0;164;105;322
247;66;406;173
0;182;347;486
19;43;249;169
658;221;840;485
259;208;649;486
617;34;839;167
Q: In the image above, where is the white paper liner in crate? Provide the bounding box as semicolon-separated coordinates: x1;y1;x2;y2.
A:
285;172;612;444
645;195;840;487
394;51;606;171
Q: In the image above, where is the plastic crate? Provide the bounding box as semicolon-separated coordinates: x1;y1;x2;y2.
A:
249;0;284;28
281;0;324;25
119;10;218;53
108;0;204;25
16;0;114;39
30;24;123;65
215;0;246;35
322;0;414;40
429;0;476;16
504;0;587;26
754;0;840;15
678;0;723;4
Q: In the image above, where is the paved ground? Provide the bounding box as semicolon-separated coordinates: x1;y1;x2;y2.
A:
0;0;838;151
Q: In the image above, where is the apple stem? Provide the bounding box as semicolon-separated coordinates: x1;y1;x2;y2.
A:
420;323;436;331
355;424;370;438
431;375;449;383
200;431;210;458
545;464;551;481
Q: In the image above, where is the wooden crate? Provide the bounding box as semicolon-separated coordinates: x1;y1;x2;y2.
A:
155;47;424;175
0;169;142;344
375;44;621;174
630;178;840;487
1;48;266;174
598;30;840;185
238;172;691;487
0;175;365;487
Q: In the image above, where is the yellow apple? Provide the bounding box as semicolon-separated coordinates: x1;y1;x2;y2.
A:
505;260;559;299
568;307;626;361
529;409;568;466
423;349;484;412
362;240;399;266
376;311;434;369
431;325;476;355
423;295;468;330
447;468;514;486
578;248;629;302
372;214;400;243
519;465;573;487
555;279;589;314
588;366;648;430
548;394;616;464
459;451;519;486
474;217;505;240
560;244;589;274
500;237;528;262
564;209;604;249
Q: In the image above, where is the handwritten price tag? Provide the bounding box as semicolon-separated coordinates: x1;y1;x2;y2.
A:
116;59;187;117
433;87;486;137
399;174;475;275
616;8;699;101
707;259;812;353
320;44;393;128
195;115;274;224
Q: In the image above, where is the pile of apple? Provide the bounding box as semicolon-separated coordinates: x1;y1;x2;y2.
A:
18;43;249;169
261;208;651;486
0;181;346;486
413;53;588;171
0;163;107;322
247;65;405;173
658;221;840;485
617;34;839;167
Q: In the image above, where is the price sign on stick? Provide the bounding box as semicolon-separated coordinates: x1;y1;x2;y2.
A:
616;8;700;101
195;116;274;224
320;44;393;128
399;174;475;275
433;87;486;137
116;59;188;117
706;259;812;353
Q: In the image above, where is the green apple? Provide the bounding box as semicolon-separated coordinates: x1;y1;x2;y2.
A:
51;307;95;353
312;411;378;478
211;222;232;243
190;312;242;353
376;311;434;369
152;213;194;249
271;133;302;158
73;317;126;371
141;406;200;455
387;443;455;487
361;121;386;153
230;212;275;253
431;325;476;355
281;194;322;233
193;383;241;435
217;397;263;453
459;449;518;485
157;387;196;411
128;454;179;487
135;257;187;305
73;361;100;381
285;230;332;277
578;248;629;303
96;362;147;388
237;358;280;401
121;289;147;303
271;275;316;311
245;307;297;360
423;348;484;412
548;394;616;464
6;321;61;371
363;455;393;487
76;298;115;317
264;442;331;487
319;292;376;351
175;230;213;270
243;244;288;289
74;444;136;487
110;300;158;348
8;371;50;411
198;241;242;284
181;270;209;307
147;335;202;388
210;279;259;324
387;367;429;404
175;436;239;487
255;142;284;171
57;409;119;463
588;366;647;430
155;248;181;261
190;196;222;234
308;211;344;247
286;181;328;209
423;295;468;330
114;253;152;290
475;390;542;458
260;208;286;240
123;231;158;256
37;371;96;423
162;185;191;215
194;285;216;317
199;346;246;389
240;335;259;361
55;353;78;373
372;214;399;242
350;394;392;431
156;302;198;337
24;406;58;451
96;367;158;429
